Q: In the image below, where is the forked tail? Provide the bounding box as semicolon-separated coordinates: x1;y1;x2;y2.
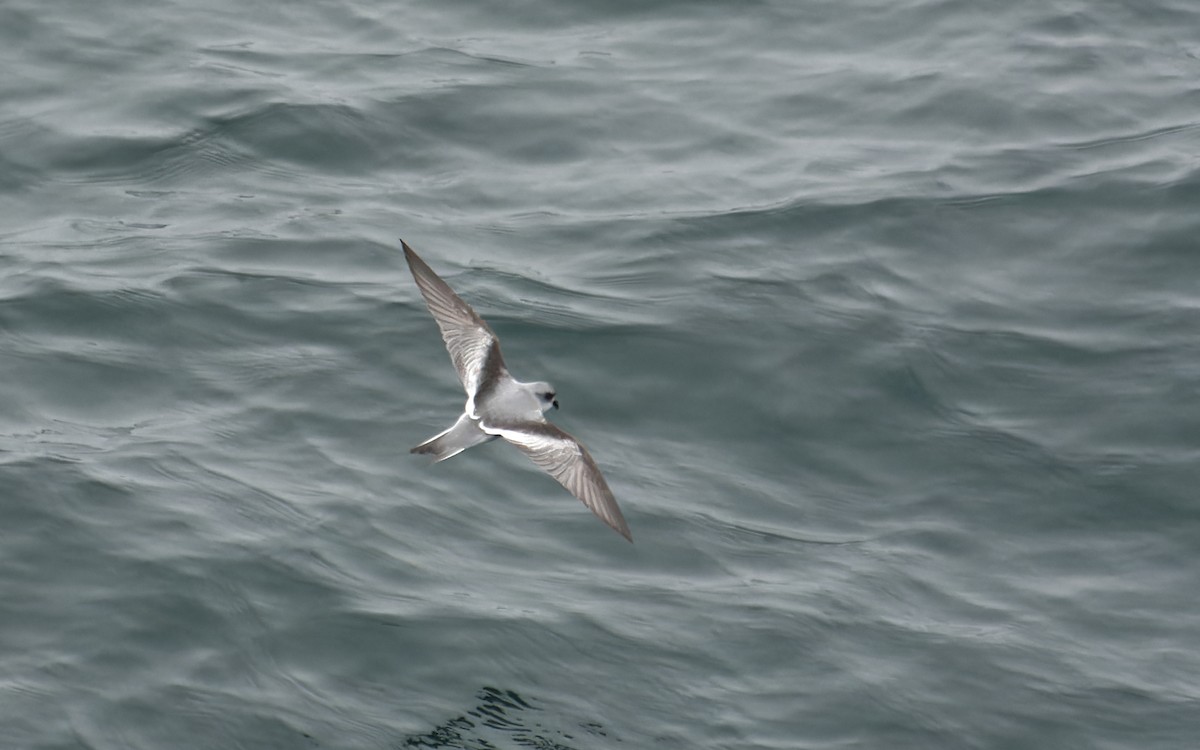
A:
412;412;494;462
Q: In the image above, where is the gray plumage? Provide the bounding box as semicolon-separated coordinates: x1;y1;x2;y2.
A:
403;240;633;542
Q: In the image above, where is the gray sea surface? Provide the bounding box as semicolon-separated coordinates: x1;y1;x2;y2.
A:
3;1;1199;748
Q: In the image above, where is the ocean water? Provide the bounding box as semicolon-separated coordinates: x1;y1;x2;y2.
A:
2;0;1199;748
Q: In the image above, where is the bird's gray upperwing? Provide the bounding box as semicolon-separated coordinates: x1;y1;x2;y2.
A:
402;240;506;400
484;419;633;542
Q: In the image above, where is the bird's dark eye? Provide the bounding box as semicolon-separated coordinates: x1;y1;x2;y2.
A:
547;392;556;400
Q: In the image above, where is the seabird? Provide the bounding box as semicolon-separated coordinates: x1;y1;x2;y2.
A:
402;240;633;542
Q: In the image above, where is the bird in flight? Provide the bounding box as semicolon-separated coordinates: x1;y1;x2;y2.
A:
401;240;632;542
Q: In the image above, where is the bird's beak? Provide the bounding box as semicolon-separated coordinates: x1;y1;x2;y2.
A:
552;400;559;410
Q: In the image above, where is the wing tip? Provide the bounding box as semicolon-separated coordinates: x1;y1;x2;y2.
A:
609;511;634;543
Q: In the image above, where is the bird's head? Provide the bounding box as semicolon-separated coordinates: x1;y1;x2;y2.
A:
532;382;559;411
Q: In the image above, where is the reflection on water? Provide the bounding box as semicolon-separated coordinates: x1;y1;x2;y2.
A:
405;686;610;749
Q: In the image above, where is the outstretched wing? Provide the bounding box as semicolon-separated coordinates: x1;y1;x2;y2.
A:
402;240;506;399
485;420;633;542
